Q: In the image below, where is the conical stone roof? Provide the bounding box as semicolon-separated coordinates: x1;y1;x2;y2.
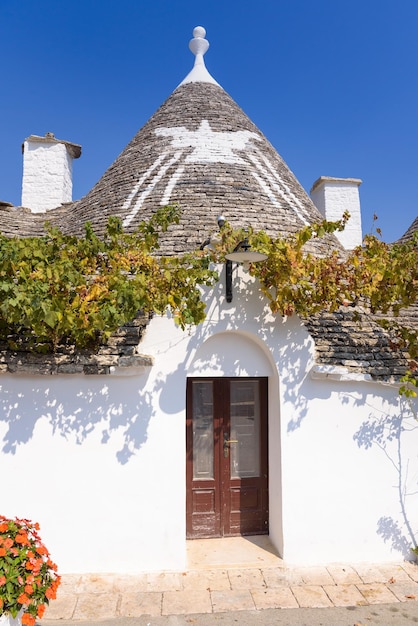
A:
397;216;418;244
1;27;414;382
2;27;341;255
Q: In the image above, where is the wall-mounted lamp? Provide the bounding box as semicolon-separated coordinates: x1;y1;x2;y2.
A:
199;216;267;303
224;238;267;303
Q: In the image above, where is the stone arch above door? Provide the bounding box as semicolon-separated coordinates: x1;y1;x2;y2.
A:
188;330;276;378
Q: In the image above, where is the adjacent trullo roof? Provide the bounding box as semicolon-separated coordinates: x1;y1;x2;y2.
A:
0;26;340;255
397;216;418;244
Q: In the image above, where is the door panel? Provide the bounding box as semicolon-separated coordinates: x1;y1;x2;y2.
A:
186;377;268;538
187;380;220;536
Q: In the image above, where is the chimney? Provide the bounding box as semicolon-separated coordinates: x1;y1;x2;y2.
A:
21;133;82;212
310;177;363;250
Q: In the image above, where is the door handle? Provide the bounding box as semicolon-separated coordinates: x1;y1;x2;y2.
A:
223;433;238;457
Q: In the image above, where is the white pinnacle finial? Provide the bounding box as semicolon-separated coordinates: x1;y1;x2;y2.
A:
189;26;209;61
178;26;220;87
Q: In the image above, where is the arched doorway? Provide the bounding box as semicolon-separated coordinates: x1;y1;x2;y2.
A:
186;331;280;545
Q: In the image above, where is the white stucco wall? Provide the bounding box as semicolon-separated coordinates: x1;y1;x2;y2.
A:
279;375;418;564
21;141;74;212
0;265;417;573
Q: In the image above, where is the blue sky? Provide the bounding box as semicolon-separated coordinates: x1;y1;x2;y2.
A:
1;0;417;241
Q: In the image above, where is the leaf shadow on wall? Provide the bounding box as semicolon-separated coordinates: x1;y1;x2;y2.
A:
279;325;312;433
0;371;154;465
353;405;418;559
154;275;283;415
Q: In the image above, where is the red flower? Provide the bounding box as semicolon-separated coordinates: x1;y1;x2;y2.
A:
0;547;6;556
15;533;30;545
0;575;6;586
17;593;30;605
3;537;14;549
21;613;35;626
45;587;56;600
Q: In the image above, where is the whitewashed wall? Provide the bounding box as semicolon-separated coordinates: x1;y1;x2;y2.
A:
0;265;417;573
310;177;363;250
279;370;418;564
21;141;74;212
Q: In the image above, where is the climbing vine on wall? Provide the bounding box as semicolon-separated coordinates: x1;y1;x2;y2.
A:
0;205;217;351
212;213;418;321
1;204;418;396
211;214;418;394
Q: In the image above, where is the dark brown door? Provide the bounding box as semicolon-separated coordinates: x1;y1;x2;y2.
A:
186;377;268;538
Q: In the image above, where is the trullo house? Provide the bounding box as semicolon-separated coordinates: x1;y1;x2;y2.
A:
0;27;417;573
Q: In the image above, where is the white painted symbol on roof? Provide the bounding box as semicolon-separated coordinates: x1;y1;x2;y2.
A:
121;120;312;229
155;120;262;164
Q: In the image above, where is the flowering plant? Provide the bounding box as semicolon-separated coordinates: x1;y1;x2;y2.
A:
0;516;60;625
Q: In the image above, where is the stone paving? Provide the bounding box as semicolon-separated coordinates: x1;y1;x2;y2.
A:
43;561;418;621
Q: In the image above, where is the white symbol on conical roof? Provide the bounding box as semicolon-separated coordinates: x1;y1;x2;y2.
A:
121;125;312;229
155;120;262;164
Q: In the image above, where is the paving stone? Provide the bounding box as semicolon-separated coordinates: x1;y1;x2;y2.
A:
162;590;212;615
211;589;256;612
401;561;418;582
228;568;266;589
291;585;334;608
299;566;335;585
377;564;413;582
356;583;400;604
262;567;303;587
251;587;299;609
352;563;389;583
43;593;77;620
111;574;154;593
182;569;231;591
44;563;418;620
133;572;184;592
76;573;118;593
120;591;162;616
323;584;368;607
326;564;363;584
55;574;82;594
72;593;119;620
386;581;418;603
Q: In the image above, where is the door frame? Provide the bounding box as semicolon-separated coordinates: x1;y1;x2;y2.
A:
186;376;269;538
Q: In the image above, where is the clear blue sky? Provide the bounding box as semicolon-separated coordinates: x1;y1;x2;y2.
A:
1;0;417;241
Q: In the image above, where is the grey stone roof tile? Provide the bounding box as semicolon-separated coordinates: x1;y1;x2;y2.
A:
397;216;418;244
304;307;415;381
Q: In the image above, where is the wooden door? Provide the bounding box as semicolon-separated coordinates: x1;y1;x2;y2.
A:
186;377;268;538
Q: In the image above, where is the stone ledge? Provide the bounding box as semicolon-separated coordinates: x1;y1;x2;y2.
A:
0;313;153;376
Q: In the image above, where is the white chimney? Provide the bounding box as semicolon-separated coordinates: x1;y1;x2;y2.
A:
21;132;81;213
310;176;363;250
